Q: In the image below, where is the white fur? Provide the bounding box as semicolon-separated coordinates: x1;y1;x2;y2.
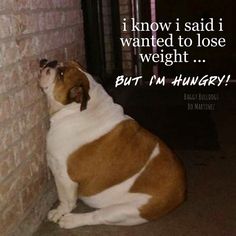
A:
59;145;160;229
80;144;159;209
39;64;160;228
39;66;64;114
45;73;130;223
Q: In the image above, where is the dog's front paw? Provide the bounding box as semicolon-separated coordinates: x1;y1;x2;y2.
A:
48;202;77;223
48;208;66;223
59;213;81;229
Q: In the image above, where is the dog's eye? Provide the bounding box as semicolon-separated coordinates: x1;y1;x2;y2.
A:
56;70;64;81
57;67;65;80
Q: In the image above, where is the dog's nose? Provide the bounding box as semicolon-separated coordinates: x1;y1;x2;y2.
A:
40;59;48;68
46;60;58;68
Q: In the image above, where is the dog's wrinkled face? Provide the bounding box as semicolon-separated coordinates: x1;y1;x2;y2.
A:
39;59;90;112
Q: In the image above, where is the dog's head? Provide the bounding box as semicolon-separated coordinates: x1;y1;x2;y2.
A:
39;59;90;112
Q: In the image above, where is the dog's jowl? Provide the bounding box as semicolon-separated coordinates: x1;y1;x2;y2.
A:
39;59;186;229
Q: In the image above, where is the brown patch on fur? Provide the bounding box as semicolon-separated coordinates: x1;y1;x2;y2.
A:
130;137;186;220
53;61;90;110
67;119;157;197
69;60;86;71
67;118;186;219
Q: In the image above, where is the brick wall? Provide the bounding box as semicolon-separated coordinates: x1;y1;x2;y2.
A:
119;0;134;75
0;1;85;236
102;0;134;77
102;0;114;75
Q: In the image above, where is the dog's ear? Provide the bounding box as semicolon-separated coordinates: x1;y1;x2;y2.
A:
69;85;90;111
39;59;48;68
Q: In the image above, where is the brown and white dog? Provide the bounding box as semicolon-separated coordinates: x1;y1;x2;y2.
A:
39;59;186;229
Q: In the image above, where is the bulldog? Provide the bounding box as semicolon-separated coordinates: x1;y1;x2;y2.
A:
39;59;186;229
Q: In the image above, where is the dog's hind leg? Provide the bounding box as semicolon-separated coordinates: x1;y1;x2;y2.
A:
59;203;147;229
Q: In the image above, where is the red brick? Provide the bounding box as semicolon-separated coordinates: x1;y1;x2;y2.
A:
65;10;80;26
0;198;22;236
0;150;15;181
17;37;39;58
52;0;74;8
123;51;133;61
66;43;80;60
13;121;47;167
15;13;40;35
31;0;52;10
0;96;11;122
0;0;14;11
0;65;20;95
45;48;65;62
14;0;31;10
20;172;47;212
17;60;32;84
0;41;20;67
0;1;85;235
119;0;131;5
0;163;31;207
0;15;13;39
120;5;130;14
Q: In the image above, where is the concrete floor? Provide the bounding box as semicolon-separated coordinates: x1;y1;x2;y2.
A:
34;101;236;236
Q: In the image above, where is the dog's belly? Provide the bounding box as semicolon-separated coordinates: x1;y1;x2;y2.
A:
79;169;151;209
